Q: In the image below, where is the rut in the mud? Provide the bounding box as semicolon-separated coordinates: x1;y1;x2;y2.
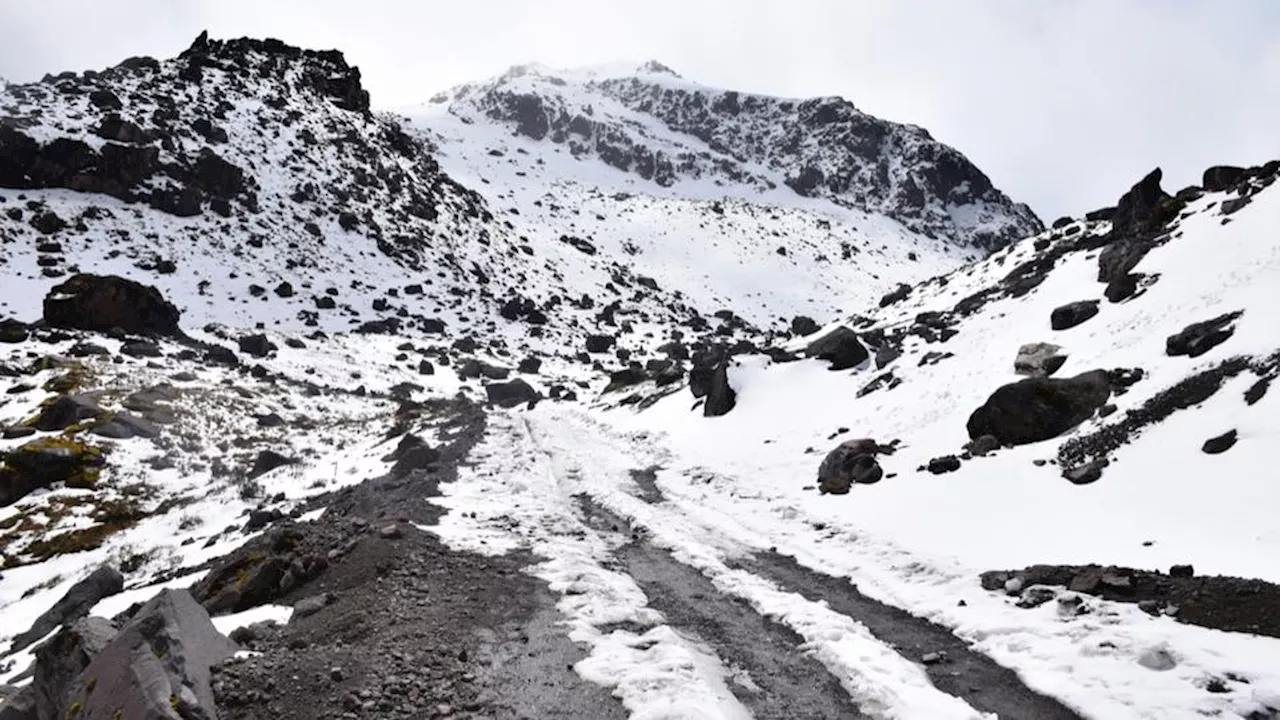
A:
578;497;867;720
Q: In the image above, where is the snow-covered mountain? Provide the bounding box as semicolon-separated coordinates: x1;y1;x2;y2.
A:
419;62;1042;252
2;33;1279;720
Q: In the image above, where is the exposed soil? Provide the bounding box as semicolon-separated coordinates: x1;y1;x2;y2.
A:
982;564;1280;640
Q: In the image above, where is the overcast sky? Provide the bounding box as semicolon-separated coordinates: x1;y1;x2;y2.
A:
2;0;1278;221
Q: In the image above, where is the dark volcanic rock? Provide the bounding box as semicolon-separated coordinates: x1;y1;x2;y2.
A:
0;319;29;344
1202;165;1245;192
28;616;118;720
381;433;441;475
804;326;869;371
703;361;736;417
63;589;237;720
926;455;962;474
249;450;298;479
1050;300;1100;331
8;565;123;654
1166;312;1242;358
485;378;540;408
43;274;182;336
817;439;884;494
1202;429;1238;455
1107;168;1173;238
585;334;615;354
967;370;1112;446
1;437;106;507
238;333;278;358
33;394;105;431
790;316;820;337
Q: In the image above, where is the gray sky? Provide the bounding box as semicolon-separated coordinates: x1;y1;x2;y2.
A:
2;0;1278;221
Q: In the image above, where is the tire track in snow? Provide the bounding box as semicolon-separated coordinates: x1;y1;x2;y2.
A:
578;496;868;719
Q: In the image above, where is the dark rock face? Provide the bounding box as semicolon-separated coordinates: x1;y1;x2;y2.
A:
1202;165;1245;192
702;361;736;417
1166;312;1242;358
967;370;1112;446
1202;429;1238;455
485;378;540;408
64;589;237;720
1050;300;1100;331
804;326;868;371
32;394;104;432
1107;168;1173;238
817;439;884;494
30;616;117;720
8;565;123;654
43;274;182;336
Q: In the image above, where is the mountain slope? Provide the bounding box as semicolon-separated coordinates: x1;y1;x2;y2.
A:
422;62;1042;252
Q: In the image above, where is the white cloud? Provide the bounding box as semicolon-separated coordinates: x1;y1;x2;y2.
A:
1;0;1277;220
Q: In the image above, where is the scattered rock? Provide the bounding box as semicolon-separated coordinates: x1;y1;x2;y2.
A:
43;274;182;336
1166;311;1242;358
967;370;1112;446
0;319;29;344
291;592;335;619
63;589;237;720
0;436;106;506
248;450;298;479
238;333;278;358
804;326;868;371
1050;300;1100;331
585;334;615;353
926;455;961;474
1201;429;1238;455
484;378;540;408
8;566;123;654
963;434;1000;456
33;394;105;431
790;316;820;337
381;433;440;475
702;361;736;417
817;439;884;494
1014;342;1068;378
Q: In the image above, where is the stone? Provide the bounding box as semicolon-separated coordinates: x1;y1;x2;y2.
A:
33;394;105;432
790;316;820;337
484;379;540;408
1201;430;1238;455
1050;300;1100;331
1014;342;1068;378
1202;165;1245;192
379;524;402;539
8;566;123;654
291;593;334;619
0;319;28;344
90;413;161;440
926;455;961;474
585;334;614;353
702;361;736;417
1;437;106;506
238;333;278;358
817;439;883;494
248;450;297;479
1169;564;1195;579
381;434;440;475
63;589;237;720
967;370;1112;446
30;617;117;720
43;274;182;336
120;339;162;358
1166;312;1242;358
1108;168;1173;238
963;434;1000;456
1137;647;1177;672
804;326;868;371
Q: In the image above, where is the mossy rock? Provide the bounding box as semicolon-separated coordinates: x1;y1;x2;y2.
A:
1;436;107;506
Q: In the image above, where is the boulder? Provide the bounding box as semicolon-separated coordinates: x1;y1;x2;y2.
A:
804;326;869;371
703;361;736;417
817;439;884;494
1166;312;1242;358
33;394;105;432
8;566;123;654
1108;168;1172;238
90;413;161;440
192;525;326;614
237;333;277;358
0;319;29;344
43;274;181;337
248;450;297;479
879;283;912;308
485;379;540;408
1;437;106;507
1202;165;1245;192
967;370;1112;446
926;455;962;474
61;589;237;720
585;334;614;354
790;316;820;337
457;358;510;381
1050;300;1100;331
380;434;440;475
30;617;117;720
1014;342;1068;378
1202;430;1238;455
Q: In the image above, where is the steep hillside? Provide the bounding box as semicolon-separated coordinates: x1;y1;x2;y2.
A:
422;63;1042;252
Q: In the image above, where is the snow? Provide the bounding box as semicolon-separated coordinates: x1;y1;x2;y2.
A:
212;604;292;636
